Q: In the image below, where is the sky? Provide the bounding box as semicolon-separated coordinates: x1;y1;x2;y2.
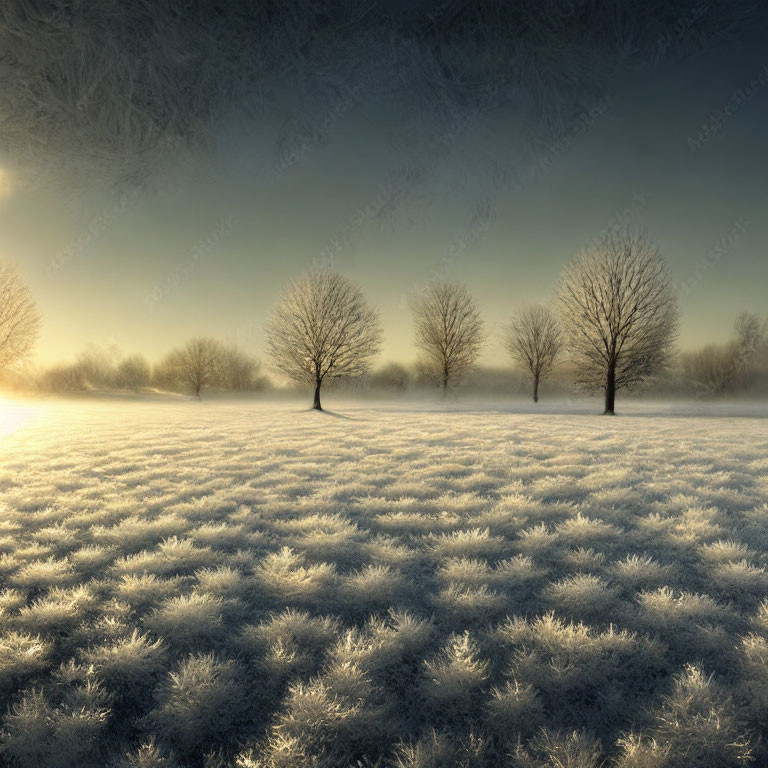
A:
0;2;766;369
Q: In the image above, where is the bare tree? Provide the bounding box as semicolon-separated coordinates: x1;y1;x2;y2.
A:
503;305;562;402
734;312;768;380
0;262;41;373
75;342;119;388
679;314;768;397
739;313;768;388
557;228;678;415
217;345;264;391
709;313;767;394
161;338;222;397
266;269;382;411
411;281;484;395
680;342;742;396
116;354;151;391
371;362;411;392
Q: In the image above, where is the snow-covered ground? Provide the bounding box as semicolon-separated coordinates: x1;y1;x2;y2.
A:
1;398;767;767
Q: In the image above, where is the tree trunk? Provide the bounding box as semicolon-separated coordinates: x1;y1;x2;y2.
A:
604;365;616;415
313;381;322;411
533;372;540;403
441;370;449;397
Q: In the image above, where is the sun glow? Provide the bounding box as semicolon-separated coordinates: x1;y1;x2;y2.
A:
0;398;46;438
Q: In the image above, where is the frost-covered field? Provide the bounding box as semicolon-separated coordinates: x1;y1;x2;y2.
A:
1;399;768;768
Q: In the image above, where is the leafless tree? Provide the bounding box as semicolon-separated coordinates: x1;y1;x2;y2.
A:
217;345;264;391
680;342;742;396
503;304;563;402
735;312;767;360
115;354;151;391
38;363;85;393
726;312;767;391
74;342;119;388
411;281;484;395
266;269;382;410
371;361;411;392
687;312;768;396
161;338;222;397
557;228;678;414
0;262;41;373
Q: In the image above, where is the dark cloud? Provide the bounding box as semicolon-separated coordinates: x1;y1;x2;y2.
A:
1;0;765;188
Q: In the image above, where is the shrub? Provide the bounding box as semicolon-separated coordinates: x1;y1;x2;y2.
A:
495;614;666;737
614;734;672;768
0;631;52;692
486;679;543;739
94;516;191;553
608;554;674;592
195;566;249;600
393;730;487;768
699;540;756;563
668;506;724;546
289;525;363;569
422;632;489;724
237;609;339;680
189;523;255;550
147;653;244;754
635;588;732;664
37;363;86;392
254;548;337;608
636;587;730;630
554;513;620;547
709;560;768;606
434;583;507;625
340;564;407;613
0;588;27;617
435;558;493;588
0;688;57;767
328;611;434;700
32;524;78;552
512;729;604;768
111;737;180;768
114;574;185;613
116;355;151;391
0;682;111;768
81;630;167;703
370;362;411;392
362;534;418;566
427;528;507;561
737;633;768;724
258;661;385;768
15;585;98;636
71;545;119;573
11;557;74;590
393;730;459;768
559;546;606;573
544;574;620;623
516;523;560;557
114;537;220;578
492;555;549;590
143;593;226;648
617;665;755;767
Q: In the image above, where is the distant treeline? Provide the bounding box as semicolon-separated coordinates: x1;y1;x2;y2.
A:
5;340;268;396
4;310;767;399
675;313;768;398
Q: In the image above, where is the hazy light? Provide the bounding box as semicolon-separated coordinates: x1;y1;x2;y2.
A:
0;398;46;438
0;168;12;201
